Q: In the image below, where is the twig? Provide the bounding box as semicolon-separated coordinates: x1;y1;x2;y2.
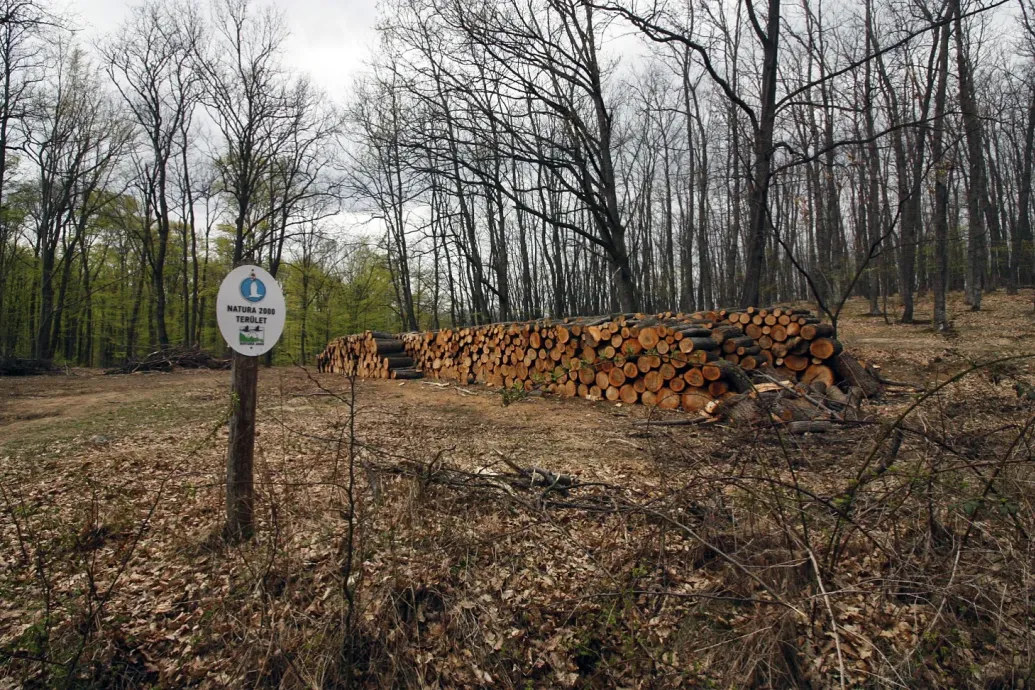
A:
632;416;711;427
876;376;925;391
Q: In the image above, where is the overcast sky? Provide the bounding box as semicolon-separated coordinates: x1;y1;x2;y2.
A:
68;0;379;100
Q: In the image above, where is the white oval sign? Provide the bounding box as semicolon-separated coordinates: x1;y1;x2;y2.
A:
216;265;286;357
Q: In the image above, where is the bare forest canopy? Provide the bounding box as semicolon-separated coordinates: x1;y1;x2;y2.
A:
1;0;1033;370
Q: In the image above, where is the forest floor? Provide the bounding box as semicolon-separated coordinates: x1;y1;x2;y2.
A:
1;291;1034;689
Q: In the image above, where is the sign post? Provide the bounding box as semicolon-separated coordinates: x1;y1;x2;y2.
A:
216;265;286;541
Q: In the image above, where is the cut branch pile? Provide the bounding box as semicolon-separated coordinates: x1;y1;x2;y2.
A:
0;356;55;376
105;346;230;374
319;308;882;415
316;331;423;380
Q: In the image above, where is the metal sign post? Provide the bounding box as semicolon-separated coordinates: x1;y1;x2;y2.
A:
216;265;286;541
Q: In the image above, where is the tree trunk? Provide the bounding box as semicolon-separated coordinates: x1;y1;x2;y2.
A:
954;0;987;310
740;0;781;309
1014;85;1035;291
35;235;56;361
931;21;952;331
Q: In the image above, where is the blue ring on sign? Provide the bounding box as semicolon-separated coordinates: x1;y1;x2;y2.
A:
241;277;266;303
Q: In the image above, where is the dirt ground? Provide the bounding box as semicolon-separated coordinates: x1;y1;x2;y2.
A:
1;292;1033;689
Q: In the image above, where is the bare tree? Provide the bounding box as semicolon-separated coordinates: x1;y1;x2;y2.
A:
103;0;203;346
931;16;952;329
197;0;296;542
21;43;131;361
0;0;54;337
343;70;423;330
394;0;643;311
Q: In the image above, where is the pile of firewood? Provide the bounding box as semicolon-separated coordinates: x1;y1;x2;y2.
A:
105;346;230;374
317;307;882;414
317;332;423;380
397;314;758;412
719;307;881;397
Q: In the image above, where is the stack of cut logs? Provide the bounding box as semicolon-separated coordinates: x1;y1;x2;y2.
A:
717;307;882;398
719;308;835;385
318;307;881;412
317;331;423;380
399;314;760;412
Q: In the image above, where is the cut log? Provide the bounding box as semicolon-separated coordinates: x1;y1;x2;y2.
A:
608;367;626;388
723;336;755;354
710;326;743;343
799;323;835;340
680;389;713;412
579;366;596;385
676;327;714;338
680;336;720;353
712;393;762;426
784;355;810;372
707;381;729;397
620;384;638;404
620;339;643;357
644;370;665;392
374;339;406;355
701;363;724;381
808;338;843;360
656;388;681;410
833;351;884;398
683;367;705;387
686;351;717;365
637;327;660;350
801;364;836;387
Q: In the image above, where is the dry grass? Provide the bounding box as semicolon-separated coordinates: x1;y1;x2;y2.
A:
1;291;1033;689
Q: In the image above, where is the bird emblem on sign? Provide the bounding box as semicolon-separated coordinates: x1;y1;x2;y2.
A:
240;271;266;302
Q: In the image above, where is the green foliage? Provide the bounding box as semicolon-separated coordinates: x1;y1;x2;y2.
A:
500;381;528;406
0;197;414;366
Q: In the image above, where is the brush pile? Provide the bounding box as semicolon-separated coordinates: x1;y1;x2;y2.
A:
105;346;230;374
0;356;54;376
318;307;882;415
